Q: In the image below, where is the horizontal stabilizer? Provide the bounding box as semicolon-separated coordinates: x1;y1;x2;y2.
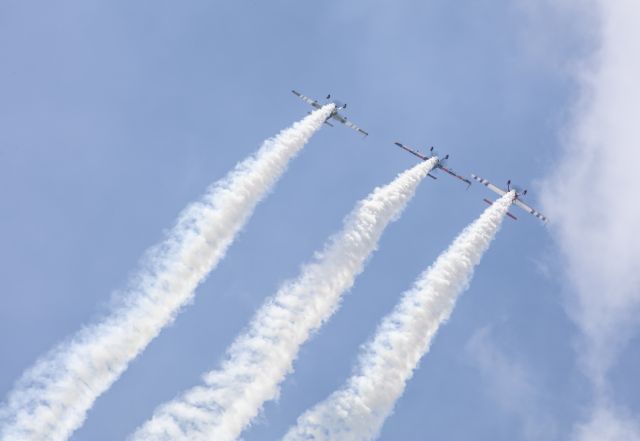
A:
483;198;517;220
427;173;437;180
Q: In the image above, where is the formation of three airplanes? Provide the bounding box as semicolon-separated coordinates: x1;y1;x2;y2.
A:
293;89;548;223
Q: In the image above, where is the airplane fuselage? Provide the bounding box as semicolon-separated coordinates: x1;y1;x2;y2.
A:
326;109;337;121
292;90;368;136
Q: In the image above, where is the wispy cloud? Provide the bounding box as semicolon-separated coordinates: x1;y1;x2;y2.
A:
572;406;640;441
541;0;640;439
466;327;558;441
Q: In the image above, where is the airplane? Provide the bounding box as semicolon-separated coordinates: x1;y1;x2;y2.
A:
394;141;472;187
292;90;369;136
471;174;548;223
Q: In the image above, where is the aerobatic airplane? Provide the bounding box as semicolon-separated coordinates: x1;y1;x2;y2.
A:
394;142;471;187
292;90;369;136
471;174;548;223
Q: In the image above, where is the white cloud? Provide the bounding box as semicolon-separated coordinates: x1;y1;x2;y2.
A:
466;327;558;441
541;0;640;439
573;406;640;441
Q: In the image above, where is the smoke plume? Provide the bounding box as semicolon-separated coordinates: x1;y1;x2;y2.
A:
129;159;437;441
283;192;514;441
0;105;334;441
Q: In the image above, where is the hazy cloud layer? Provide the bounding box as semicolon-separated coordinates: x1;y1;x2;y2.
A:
466;327;558;441
542;1;640;438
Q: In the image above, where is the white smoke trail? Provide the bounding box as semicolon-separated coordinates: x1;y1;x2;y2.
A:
0;105;334;441
283;191;514;441
129;158;437;441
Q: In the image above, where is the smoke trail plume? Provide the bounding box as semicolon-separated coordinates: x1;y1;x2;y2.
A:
0;106;333;441
283;191;514;441
129;158;437;441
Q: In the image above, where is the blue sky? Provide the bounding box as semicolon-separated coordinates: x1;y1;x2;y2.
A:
1;1;637;440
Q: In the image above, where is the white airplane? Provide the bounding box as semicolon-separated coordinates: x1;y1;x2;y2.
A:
471;174;548;223
394;142;471;187
292;90;369;136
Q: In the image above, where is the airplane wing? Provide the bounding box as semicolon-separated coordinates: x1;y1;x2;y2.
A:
331;112;369;136
514;199;548;223
473;174;547;223
471;174;507;197
292;90;322;110
438;165;472;187
394;142;430;161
